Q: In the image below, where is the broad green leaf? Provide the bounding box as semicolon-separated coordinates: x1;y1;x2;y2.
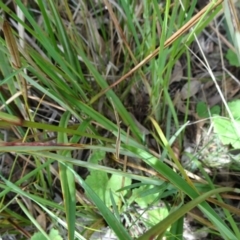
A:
228;100;240;120
88;150;106;164
49;229;63;240
197;101;208;118
197;102;220;118
147;207;169;227
107;174;131;206
210;105;221;116
31;229;63;240
85;170;109;204
213;117;240;149
226;49;240;67
86;171;131;208
130;185;162;208
31;232;48;240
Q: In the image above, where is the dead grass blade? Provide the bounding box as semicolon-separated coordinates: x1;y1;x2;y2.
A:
102;0;151;93
223;0;240;62
2;20;29;119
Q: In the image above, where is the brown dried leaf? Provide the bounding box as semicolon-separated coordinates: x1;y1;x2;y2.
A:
203;77;240;106
180;80;201;100
2;20;29;119
36;212;47;230
170;60;183;83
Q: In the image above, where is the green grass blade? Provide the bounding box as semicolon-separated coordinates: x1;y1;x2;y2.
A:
57;111;76;240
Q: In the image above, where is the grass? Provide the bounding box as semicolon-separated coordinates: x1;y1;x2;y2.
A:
0;0;240;239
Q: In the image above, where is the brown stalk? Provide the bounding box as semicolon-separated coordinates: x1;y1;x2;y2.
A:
103;0;151;93
7;218;31;238
2;20;29;119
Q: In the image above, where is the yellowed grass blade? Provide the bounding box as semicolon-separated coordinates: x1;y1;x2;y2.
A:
2;20;29;119
223;0;240;63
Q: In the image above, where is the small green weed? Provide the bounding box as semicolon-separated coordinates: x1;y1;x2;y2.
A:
31;229;63;240
197;101;221;118
213;100;240;149
225;49;240;67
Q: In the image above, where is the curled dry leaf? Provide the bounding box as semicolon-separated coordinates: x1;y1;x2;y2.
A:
173;91;194;115
170;60;183;84
175;98;194;115
36;212;47;230
180;80;201;100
